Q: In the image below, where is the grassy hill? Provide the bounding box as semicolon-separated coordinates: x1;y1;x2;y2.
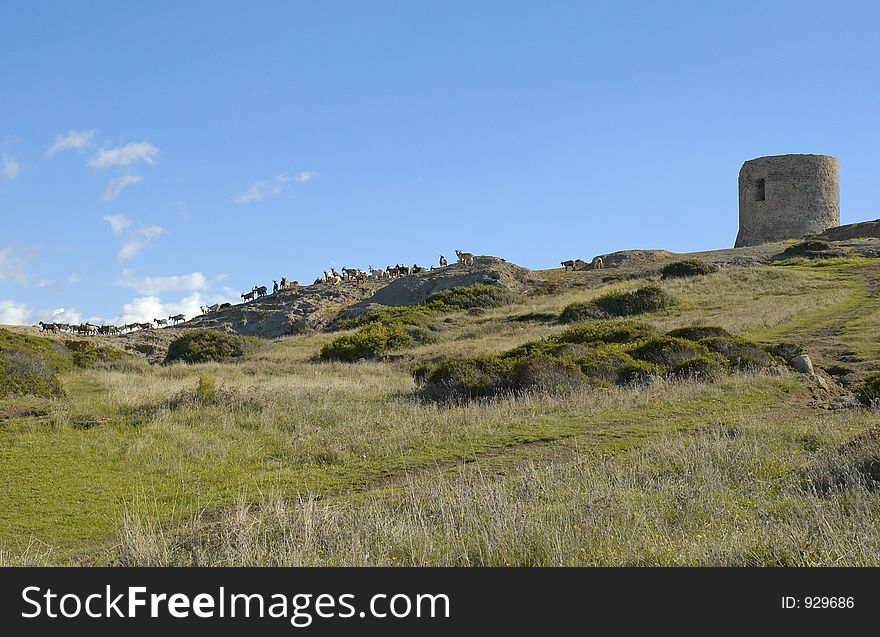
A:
2;243;879;566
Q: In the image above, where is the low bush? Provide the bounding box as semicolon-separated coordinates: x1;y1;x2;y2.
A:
573;346;640;384
0;351;65;399
700;336;778;370
0;328;72;372
73;346;134;369
554;319;656;345
164;330;259;364
426;284;517;311
337;306;435;331
782;239;832;258
321;322;431;362
856;373;880;407
560;286;674;322
510;355;587;392
671;354;730;381
660;259;719;279
629;336;711;368
666;325;732;341
418;356;514;401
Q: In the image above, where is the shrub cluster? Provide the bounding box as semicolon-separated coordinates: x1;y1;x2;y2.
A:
559;286;675;323
164;330;259;364
781;239;832;258
0;351;65;399
660;259;719;279
323;284;514;362
416;319;782;402
425;284;517;311
856;373;880;407
320;321;431;362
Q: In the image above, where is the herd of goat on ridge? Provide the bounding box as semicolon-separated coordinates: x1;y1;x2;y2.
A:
36;251;496;336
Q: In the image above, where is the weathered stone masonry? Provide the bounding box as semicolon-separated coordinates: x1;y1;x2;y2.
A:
735;154;839;248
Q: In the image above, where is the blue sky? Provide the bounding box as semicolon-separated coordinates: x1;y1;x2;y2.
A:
1;1;878;325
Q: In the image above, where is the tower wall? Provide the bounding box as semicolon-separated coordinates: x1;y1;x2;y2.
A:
735;154;839;248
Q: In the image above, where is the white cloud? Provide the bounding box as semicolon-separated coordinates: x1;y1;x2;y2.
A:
102;216;167;260
68;273;80;284
2;154;20;180
110;292;228;325
0;301;82;326
0;246;30;285
234;175;291;204
0;300;32;325
47;129;95;156
48;307;82;324
295;171;319;183
102;175;143;201
103;214;132;236
88;141;159;169
115;270;208;295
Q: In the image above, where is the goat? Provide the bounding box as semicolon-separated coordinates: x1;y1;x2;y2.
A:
439;255;448;267
169;314;186;325
241;290;256;302
591;256;605;270
154;318;168;328
55;323;70;333
219;302;232;309
38;321;57;333
136;322;152;331
561;260;575;271
455;250;475;266
208;303;220;312
200;306;209;315
255;285;268;297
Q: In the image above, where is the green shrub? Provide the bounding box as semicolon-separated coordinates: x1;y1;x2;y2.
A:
617;360;664;385
0;351;65;399
426;284;517;311
197;372;218;403
554;319;656;345
782;239;832;258
418;356;514;401
700;336;778;370
560;286;674;322
629;336;711;368
72;346;134;369
510;355;587;392
666;325;732;341
660;259;719;279
856;373;880;407
671;354;730;381
164;329;259;364
337;306;435;330
321;322;430;362
0;328;72;372
573;346;640;384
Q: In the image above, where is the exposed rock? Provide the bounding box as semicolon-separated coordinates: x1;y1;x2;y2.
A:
832;395;864;410
789;354;815;375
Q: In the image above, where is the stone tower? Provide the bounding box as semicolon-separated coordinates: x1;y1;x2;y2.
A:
735;154;839;248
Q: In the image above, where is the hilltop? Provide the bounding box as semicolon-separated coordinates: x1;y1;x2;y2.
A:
2;228;880;566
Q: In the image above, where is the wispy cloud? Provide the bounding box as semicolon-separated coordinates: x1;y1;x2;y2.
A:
2;154;20;180
233;171;318;204
115;270;208;295
47;129;95;156
102;214;132;237
102;175;143;201
102;215;167;260
89;141;159;169
0;246;31;285
295;171;319;183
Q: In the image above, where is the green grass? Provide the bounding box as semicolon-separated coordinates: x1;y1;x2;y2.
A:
1;256;879;565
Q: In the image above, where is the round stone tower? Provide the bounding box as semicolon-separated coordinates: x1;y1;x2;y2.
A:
735;154;839;248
